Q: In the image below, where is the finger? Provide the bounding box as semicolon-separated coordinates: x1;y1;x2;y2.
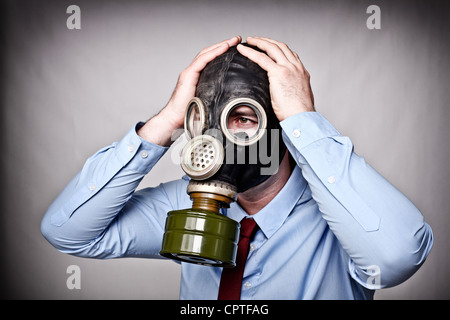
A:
179;36;242;88
252;36;301;65
245;36;291;67
236;43;278;72
197;35;241;56
180;42;231;88
190;43;229;72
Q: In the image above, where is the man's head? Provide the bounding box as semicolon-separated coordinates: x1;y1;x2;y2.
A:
181;44;286;193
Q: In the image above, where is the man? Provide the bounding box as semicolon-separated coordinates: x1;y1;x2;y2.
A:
41;36;433;299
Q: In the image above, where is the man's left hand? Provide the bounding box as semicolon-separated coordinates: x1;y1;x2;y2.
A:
237;37;315;121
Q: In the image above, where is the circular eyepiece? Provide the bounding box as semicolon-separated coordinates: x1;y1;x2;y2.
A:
220;98;267;146
184;97;207;139
180;135;224;180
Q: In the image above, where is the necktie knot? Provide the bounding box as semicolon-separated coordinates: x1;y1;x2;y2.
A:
239;218;258;239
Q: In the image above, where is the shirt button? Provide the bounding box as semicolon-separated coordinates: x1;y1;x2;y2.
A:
244;281;252;290
89;184;96;191
250;244;256;251
127;144;134;152
141;151;148;159
327;176;336;184
292;129;301;138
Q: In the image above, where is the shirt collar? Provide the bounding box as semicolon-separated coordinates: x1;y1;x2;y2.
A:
226;165;307;239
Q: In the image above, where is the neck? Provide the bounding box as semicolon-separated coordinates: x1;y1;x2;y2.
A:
237;152;293;215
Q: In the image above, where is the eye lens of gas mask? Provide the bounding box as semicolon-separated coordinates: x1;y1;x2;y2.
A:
185;97;206;139
221;97;267;146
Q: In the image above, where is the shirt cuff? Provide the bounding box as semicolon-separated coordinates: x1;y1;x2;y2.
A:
114;122;169;174
280;111;341;151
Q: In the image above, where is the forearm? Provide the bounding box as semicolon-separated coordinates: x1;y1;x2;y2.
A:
281;112;433;287
41;123;168;254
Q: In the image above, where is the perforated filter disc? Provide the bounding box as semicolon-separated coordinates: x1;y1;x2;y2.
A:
180;135;224;180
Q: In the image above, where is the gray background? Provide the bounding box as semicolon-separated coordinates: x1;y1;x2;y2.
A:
1;0;449;299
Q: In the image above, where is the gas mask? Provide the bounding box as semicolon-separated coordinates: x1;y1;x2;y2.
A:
160;44;286;267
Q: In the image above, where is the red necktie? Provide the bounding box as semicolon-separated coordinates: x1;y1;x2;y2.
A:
218;218;258;300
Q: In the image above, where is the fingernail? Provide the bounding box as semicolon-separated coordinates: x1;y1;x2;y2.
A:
236;43;246;51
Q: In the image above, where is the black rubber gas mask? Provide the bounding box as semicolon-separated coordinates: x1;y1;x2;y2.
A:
160;44;286;267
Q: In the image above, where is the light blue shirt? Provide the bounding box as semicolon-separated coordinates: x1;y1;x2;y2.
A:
41;112;433;300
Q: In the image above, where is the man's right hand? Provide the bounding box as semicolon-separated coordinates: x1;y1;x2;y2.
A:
138;36;242;146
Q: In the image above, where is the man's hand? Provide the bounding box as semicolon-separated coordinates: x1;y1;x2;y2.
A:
139;36;242;146
237;37;315;122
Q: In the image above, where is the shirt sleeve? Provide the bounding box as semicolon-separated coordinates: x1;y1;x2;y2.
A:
41;122;187;259
280;111;433;289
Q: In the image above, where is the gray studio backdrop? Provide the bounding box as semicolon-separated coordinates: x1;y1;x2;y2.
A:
1;0;449;299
